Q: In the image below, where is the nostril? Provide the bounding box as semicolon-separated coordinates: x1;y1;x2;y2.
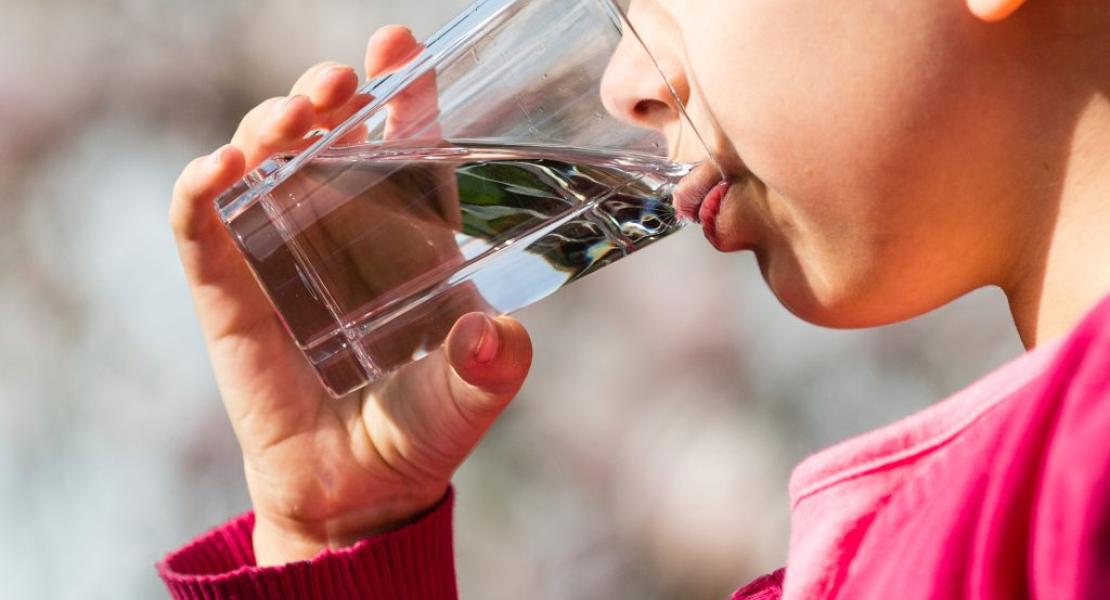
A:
633;99;669;118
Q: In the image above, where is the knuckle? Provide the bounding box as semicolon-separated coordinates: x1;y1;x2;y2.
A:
291;62;344;93
244;97;286;123
233;97;288;145
257;96;287;114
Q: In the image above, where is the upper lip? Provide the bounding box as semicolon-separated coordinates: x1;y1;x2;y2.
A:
673;163;725;223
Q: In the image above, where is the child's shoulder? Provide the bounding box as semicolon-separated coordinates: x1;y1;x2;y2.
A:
1018;292;1110;595
1044;292;1110;400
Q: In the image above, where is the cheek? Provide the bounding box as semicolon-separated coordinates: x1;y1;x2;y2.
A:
689;1;959;199
680;1;995;325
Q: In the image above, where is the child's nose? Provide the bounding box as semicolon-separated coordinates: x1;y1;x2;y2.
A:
599;36;690;134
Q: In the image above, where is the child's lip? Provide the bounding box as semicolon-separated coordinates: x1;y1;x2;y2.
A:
673;164;735;251
697;180;732;250
673;164;725;223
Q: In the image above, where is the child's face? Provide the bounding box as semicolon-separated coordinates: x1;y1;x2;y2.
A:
610;0;1041;327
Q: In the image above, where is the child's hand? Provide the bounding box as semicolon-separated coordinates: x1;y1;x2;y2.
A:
169;25;533;566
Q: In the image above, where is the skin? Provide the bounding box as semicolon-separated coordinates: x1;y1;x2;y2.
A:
608;0;1110;340
170;0;1110;564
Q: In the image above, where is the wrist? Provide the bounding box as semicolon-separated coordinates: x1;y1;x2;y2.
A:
252;515;331;566
250;486;450;566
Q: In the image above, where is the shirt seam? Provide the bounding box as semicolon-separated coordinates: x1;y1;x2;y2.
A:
791;361;1052;509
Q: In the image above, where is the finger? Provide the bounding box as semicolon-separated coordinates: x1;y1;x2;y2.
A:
316;92;374;141
321;93;371;147
289;62;360;113
443;313;533;421
230;95;316;167
172;144;327;435
334;123;369;147
364;25;423;78
170;143;292;345
362;312;531;481
384;70;442;141
317;92;373;128
170;144;247;247
364;27;441;141
170;144;279;342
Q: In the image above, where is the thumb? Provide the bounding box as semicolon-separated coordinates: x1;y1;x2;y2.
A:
443;313;533;422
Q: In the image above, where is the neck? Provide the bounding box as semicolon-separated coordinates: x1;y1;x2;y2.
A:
1006;94;1110;349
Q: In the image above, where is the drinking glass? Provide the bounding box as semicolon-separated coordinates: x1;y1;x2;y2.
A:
215;0;719;396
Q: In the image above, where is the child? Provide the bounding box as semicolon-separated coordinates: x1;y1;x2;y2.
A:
161;0;1110;597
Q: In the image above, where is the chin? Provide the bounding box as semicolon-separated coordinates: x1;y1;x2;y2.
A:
770;284;870;329
757;250;917;330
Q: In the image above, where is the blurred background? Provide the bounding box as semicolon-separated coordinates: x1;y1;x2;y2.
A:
0;0;1024;598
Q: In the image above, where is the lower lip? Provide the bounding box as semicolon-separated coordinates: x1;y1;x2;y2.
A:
697;180;731;249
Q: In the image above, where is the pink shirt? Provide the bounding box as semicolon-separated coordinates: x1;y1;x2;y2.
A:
160;294;1110;599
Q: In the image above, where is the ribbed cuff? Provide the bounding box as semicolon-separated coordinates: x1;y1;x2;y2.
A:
730;568;785;600
157;489;456;599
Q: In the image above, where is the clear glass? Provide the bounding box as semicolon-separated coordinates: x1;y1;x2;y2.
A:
215;0;717;397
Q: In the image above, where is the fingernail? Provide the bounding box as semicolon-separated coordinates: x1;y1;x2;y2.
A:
472;315;500;364
321;65;354;80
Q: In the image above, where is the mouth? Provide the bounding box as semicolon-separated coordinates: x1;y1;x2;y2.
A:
673;164;732;249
